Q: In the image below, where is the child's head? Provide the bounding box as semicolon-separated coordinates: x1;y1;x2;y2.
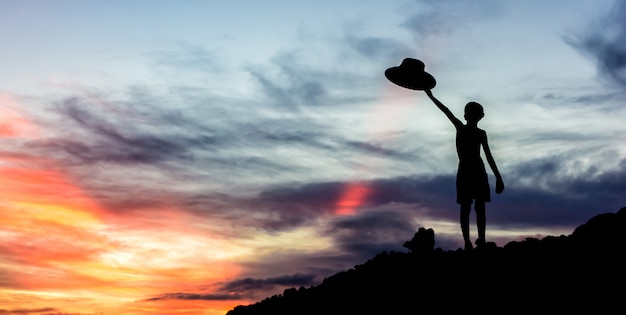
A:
464;101;484;122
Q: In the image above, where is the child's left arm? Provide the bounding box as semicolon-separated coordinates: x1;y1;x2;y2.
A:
482;132;504;194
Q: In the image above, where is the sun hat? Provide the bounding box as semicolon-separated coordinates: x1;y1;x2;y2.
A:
385;58;436;90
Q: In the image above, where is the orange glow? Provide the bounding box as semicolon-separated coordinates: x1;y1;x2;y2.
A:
335;182;371;215
0;98;249;314
333;88;417;216
131;299;249;315
0;161;248;313
0;93;40;138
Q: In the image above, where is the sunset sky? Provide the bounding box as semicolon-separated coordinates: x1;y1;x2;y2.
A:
1;1;625;314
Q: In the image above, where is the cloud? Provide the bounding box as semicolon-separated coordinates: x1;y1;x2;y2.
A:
19;80;419;217
341;23;413;62
222;273;318;293
144;273;318;302
326;207;419;257
48;97;203;165
0;309;57;315
344;34;409;60
34;85;402;172
537;90;624;112
247;65;324;110
401;0;499;37
144;292;243;301
255;152;626;231
567;1;626;88
245;51;377;112
246;174;456;232
488;155;626;230
258;175;454;213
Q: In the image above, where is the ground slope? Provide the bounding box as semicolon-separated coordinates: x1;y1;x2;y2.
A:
227;206;626;314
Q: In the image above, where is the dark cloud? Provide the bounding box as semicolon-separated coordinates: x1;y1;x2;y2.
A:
401;0;499;37
22;84;418;216
541;91;615;104
52;97;207;165
567;1;626;87
255;154;625;233
251;174;455;231
36;87;407;172
222;273;317;293
344;33;412;61
227;207;435;283
327;208;418;257
247;66;322;110
241;123;414;161
144;292;242;301
246;51;376;111
343;140;416;160
34;95;226;168
218;208;436;294
486;156;626;230
258;175;454;214
537;90;625;111
0;309;56;315
145;273;318;302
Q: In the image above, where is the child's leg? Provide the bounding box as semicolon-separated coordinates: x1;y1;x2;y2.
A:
475;201;486;245
460;203;472;249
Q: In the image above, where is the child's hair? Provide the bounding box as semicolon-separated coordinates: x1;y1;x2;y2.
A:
464;102;484;119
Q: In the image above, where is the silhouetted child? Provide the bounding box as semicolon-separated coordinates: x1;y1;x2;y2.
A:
424;89;504;250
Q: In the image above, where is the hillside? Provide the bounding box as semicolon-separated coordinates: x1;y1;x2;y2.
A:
226;206;626;314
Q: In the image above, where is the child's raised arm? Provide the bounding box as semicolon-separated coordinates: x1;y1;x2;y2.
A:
424;89;463;129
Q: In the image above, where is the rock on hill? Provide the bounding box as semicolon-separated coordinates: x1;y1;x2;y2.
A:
226;207;626;314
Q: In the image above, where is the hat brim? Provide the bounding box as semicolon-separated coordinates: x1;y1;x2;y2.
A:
385;67;436;90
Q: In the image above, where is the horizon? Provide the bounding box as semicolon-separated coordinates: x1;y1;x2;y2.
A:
1;1;625;314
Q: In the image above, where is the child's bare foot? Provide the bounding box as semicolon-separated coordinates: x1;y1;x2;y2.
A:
475;238;486;247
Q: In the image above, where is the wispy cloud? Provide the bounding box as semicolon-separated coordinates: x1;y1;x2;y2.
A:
246;51;378;112
326;207;418;256
222;273;317;293
0;309;57;315
567;1;626;88
144;273;317;302
144;292;243;301
401;0;500;37
254;151;626;231
17;77;419;218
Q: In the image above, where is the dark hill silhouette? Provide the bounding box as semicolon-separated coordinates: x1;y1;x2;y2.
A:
226;206;626;314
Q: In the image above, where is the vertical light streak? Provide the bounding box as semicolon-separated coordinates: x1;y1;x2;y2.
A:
334;85;421;215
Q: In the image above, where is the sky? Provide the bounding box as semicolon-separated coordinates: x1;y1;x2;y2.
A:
1;0;625;314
